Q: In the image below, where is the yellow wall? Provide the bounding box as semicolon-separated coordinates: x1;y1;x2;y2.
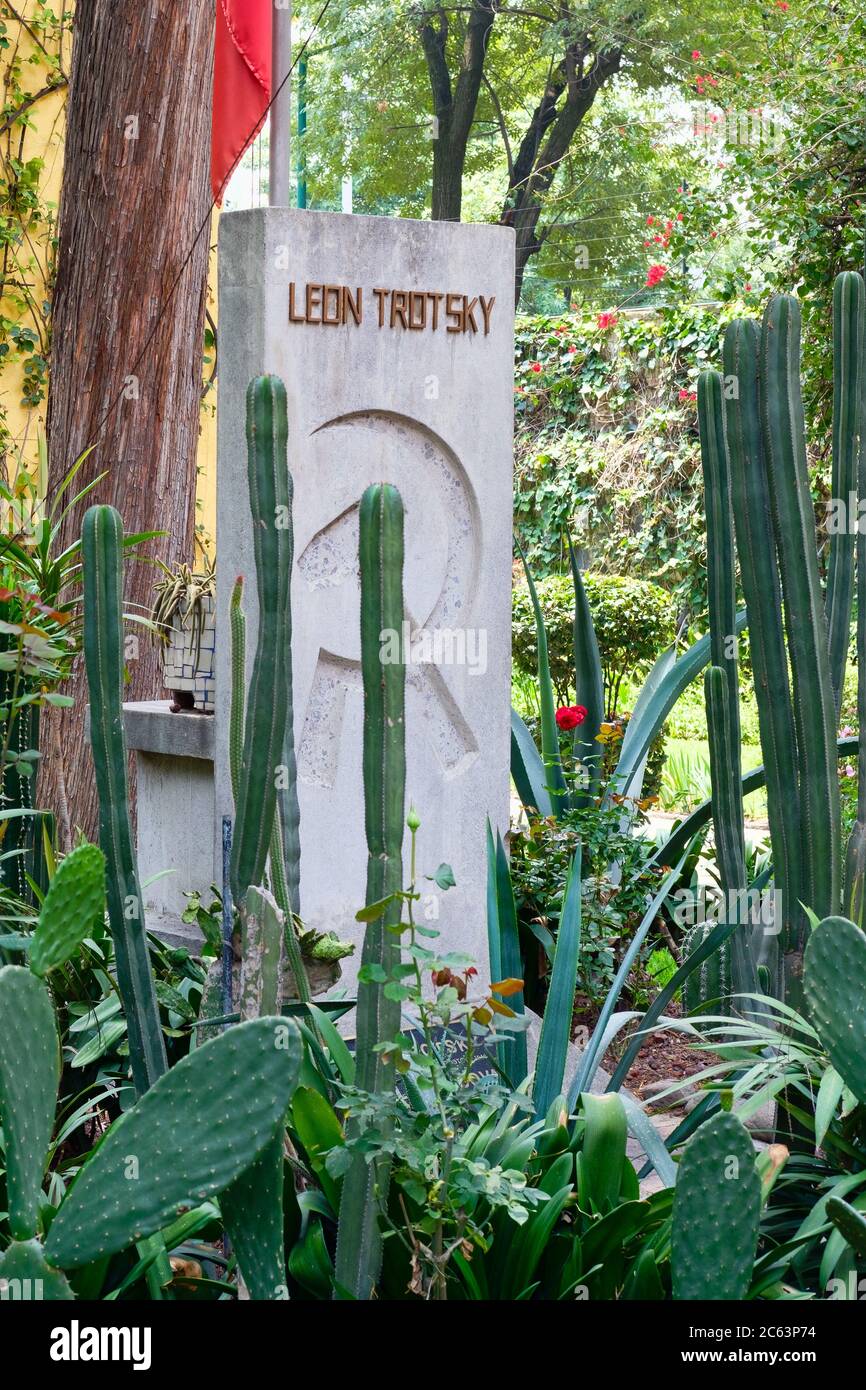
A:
1;1;217;560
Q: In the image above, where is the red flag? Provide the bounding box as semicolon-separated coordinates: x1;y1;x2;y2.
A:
211;1;272;204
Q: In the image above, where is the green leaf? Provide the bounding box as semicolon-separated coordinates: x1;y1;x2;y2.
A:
516;539;568;815
533;844;581;1119
431;863;456;890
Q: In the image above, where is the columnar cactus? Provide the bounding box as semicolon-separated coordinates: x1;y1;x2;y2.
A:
696;369;750;1002
721;318;802;970
681;919;733;1017
825;272;865;711
230;376;293;906
760;294;841;933
699;279;864;1006
230;377;309;1003
335;482;406;1301
82;504;167;1095
843;276;866;923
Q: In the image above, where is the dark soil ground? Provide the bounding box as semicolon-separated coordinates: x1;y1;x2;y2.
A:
574;999;716;1111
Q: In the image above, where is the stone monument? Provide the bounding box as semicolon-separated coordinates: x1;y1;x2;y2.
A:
216;208;514;983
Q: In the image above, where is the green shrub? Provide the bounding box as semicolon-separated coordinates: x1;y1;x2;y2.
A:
510;801;664;1015
512;571;676;712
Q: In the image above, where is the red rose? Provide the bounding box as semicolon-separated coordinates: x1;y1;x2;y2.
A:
556;705;588;730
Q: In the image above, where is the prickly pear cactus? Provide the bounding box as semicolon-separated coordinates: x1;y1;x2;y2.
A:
826;1196;866;1258
0;1239;73;1301
681;922;733;1017
29;843;106;977
221;1133;287;1301
804;915;866;1104
0;966;59;1240
672;1109;761;1300
44;1016;302;1270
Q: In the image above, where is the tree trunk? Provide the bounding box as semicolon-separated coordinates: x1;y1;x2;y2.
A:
421;1;496;224
41;0;215;843
505;47;622;301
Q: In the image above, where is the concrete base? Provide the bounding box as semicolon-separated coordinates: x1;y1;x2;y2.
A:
124;701;215;948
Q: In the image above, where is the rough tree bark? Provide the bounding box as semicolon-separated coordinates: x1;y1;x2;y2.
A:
41;0;215;843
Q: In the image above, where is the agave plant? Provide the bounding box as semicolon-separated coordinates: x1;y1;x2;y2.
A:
511;535;745;820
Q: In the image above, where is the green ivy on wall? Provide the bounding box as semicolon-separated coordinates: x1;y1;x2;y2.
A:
0;3;70;458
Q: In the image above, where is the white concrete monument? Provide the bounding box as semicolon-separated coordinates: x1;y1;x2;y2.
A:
216;208;514;982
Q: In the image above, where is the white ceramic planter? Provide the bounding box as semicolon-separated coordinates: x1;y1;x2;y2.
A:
161;594;215;712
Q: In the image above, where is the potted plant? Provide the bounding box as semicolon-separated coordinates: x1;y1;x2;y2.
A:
151;557;216;712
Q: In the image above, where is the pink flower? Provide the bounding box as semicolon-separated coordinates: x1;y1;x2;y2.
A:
691;49;702;60
531;362;542;373
646;215;655;226
845;764;856;778
597;311;618;330
646;264;667;288
775;1;789;9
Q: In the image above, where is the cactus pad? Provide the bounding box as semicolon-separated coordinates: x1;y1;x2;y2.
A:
221;1133;287;1300
804;915;866;1104
0;1239;73;1301
29;843;106;977
672;1109;761;1300
44;1016;302;1269
0;966;59;1239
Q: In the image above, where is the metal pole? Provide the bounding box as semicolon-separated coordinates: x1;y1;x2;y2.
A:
269;5;293;207
297;57;307;208
221;816;234;1022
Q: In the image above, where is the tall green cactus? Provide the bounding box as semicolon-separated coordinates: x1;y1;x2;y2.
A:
826;272;865;712
697;369;754;1001
701;282;863;1006
82;504;166;1096
843;276;866;923
335;482;406;1301
761;294;841;934
722;318;802;974
230;377;292;905
681;918;733;1017
230;377;310;1004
